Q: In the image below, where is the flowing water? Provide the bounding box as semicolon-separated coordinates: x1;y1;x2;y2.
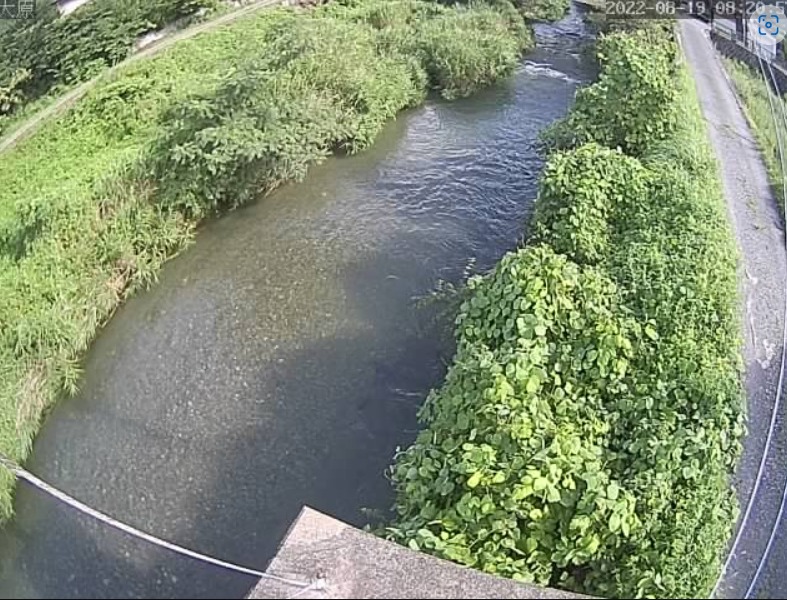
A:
0;8;595;599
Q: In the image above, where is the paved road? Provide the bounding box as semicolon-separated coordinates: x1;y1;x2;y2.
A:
0;0;285;156
680;18;787;599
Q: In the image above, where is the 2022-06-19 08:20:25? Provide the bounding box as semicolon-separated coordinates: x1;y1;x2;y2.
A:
604;0;787;18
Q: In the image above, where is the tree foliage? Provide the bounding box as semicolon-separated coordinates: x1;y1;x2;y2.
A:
0;0;216;116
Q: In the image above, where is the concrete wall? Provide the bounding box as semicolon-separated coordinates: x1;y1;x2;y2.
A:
249;507;590;600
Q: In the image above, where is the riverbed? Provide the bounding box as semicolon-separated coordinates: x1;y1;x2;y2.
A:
0;8;595;599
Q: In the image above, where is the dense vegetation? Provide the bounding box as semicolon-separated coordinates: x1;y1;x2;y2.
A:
0;0;217;129
386;27;743;598
0;0;569;132
0;0;534;519
148;0;532;215
724;58;787;203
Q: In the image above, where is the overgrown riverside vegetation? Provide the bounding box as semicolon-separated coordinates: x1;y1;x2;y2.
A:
386;26;744;598
0;0;541;520
0;0;568;133
724;58;787;203
0;0;219;131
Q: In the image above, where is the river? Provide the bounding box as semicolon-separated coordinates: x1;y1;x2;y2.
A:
0;8;595;599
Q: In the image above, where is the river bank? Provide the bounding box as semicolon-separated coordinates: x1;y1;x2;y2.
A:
0;0;541;521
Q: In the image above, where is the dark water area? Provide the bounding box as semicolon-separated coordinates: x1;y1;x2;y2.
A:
0;7;595;599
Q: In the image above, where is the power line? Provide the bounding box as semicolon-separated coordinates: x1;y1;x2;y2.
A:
0;454;310;590
287;578;327;600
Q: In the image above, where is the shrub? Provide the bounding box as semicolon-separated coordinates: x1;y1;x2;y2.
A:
327;0;444;28
514;0;570;21
331;0;533;100
542;29;679;155
146;14;425;216
531;144;649;264
388;245;644;587
417;3;531;99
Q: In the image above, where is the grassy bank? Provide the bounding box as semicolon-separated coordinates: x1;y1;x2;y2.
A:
0;0;534;519
386;27;743;598
724;58;787;203
0;0;571;135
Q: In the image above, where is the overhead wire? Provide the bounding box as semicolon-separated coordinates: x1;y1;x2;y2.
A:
740;54;787;599
0;454;311;590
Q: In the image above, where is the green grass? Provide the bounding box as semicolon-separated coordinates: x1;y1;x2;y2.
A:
386;29;742;598
0;0;569;128
724;58;787;206
0;0;534;521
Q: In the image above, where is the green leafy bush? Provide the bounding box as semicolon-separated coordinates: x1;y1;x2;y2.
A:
543;29;679;155
388;245;644;586
531;144;649;264
387;28;743;599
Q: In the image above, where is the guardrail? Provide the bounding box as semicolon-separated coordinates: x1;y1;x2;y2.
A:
710;21;787;93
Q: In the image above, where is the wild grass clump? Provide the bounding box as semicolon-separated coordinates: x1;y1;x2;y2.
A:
147;15;426;216
417;4;530;99
515;0;571;21
386;27;743;599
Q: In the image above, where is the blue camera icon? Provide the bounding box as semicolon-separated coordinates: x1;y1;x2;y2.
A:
759;13;781;37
